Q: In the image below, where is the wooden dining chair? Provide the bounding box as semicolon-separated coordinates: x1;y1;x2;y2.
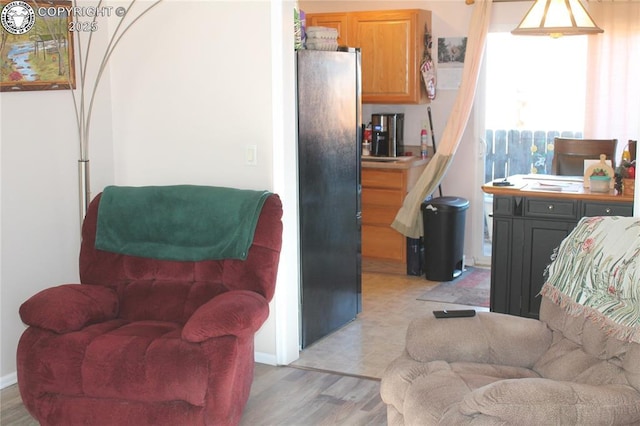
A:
628;140;637;162
552;137;618;176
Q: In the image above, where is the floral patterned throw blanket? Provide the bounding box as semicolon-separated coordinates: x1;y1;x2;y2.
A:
541;216;640;343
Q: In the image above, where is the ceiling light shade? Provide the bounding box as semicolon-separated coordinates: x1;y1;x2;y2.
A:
512;0;604;38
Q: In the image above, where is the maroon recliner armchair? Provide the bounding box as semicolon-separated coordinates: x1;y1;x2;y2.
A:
17;186;283;425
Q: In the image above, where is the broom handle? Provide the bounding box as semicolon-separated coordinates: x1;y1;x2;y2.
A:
427;106;443;198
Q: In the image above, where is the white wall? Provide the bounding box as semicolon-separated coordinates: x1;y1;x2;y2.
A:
110;2;273;187
107;0;300;365
0;15;114;384
1;92;84;386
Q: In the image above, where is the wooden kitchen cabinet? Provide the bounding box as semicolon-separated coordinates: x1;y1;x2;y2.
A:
306;9;431;104
350;10;430;104
361;158;428;264
305;13;349;47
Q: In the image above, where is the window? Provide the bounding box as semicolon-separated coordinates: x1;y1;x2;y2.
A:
482;33;588;255
484;33;588;179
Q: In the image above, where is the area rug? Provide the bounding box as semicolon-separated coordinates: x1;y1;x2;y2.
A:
417;267;491;308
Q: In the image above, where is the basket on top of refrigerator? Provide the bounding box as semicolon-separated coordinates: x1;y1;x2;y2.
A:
306;26;338;51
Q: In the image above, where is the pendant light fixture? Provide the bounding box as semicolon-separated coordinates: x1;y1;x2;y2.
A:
512;0;603;38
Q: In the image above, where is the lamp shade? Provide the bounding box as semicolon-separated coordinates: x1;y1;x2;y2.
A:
512;0;603;37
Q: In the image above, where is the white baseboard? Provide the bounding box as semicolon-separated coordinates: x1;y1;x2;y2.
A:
254;351;277;366
1;372;17;389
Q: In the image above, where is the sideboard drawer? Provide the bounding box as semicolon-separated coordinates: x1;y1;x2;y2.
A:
361;169;404;190
524;198;578;220
362;204;397;225
362;224;405;262
493;196;516;217
582;201;634;217
362;188;404;207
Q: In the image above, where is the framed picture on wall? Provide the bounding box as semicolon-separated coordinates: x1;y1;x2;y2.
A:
436;37;466;90
1;0;76;91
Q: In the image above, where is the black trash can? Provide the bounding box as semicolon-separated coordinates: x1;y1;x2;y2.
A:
421;196;469;281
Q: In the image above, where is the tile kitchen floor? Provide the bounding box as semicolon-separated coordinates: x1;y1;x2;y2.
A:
290;260;489;379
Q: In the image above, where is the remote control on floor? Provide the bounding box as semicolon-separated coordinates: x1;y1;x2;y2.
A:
433;309;476;319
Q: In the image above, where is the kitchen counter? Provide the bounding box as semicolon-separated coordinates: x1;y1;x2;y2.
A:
482;174;634;203
361;156;428;266
362;156;429;170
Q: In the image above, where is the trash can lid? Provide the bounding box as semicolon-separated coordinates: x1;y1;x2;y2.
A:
421;196;469;212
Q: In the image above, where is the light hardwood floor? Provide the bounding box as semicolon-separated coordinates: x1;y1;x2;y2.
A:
1;261;487;425
0;365;387;426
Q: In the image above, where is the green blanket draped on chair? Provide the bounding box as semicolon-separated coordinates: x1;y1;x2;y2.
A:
95;185;271;261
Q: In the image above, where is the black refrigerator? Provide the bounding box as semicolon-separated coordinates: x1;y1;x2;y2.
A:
296;49;362;348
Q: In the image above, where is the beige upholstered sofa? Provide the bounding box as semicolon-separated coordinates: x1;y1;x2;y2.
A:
381;216;640;425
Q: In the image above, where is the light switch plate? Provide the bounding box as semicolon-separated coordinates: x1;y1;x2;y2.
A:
246;145;257;166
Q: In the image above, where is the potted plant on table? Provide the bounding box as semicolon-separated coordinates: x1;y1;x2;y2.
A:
590;168;612;193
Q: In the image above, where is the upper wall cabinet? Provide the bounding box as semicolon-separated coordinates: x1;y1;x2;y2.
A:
306;9;431;104
305;13;349;47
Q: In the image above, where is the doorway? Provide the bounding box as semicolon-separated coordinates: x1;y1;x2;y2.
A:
478;32;588;257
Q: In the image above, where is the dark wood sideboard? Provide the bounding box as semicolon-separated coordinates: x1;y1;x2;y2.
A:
482;175;634;319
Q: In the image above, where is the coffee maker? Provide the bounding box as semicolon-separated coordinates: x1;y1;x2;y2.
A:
371;113;405;157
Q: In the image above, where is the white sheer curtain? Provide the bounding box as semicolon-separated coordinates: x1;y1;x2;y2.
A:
392;0;493;238
584;1;640;155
